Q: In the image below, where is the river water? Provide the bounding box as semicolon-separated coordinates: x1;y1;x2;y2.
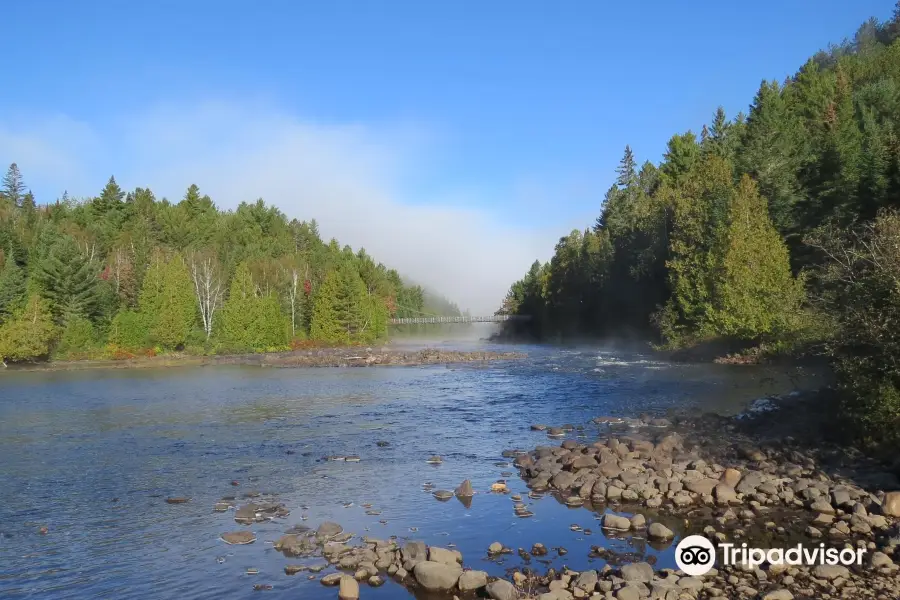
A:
0;339;821;599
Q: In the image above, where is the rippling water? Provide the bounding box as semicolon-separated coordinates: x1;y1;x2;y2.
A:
0;341;821;599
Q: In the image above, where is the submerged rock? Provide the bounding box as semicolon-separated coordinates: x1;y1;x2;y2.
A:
220;531;256;545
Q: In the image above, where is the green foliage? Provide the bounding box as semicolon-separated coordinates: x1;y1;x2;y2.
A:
0;250;26;323
139;251;197;350
35;235;102;326
109;309;149;350
0;294;56;363
219;262;289;351
55;316;98;359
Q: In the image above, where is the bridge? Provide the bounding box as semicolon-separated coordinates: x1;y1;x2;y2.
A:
388;315;530;325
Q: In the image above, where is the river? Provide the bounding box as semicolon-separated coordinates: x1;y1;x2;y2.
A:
0;338;823;599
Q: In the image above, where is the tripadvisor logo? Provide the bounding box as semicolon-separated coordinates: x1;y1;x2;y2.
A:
675;535;867;576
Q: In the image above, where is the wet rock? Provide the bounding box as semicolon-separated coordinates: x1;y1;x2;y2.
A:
455;479;474;498
647;522;673;540
284;565;306;575
221;531;256;545
426;455;443;464
547;427;565;437
368;575;384;587
486;579;518;600
630;514;646;529
564;496;583;506
531;424;548;431
316;522;343;541
376;441;390;447
433;490;454;500
321;573;342;586
458;570;488;591
165;497;190;504
602;514;631;530
488;542;503;554
413;560;462;590
338;575;359;599
531;543;548;556
252;584;272;591
491;482;509;493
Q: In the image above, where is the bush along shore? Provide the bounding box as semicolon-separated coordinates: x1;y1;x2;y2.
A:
184;390;900;600
1;347;526;372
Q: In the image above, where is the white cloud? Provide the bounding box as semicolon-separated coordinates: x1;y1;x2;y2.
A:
0;101;589;314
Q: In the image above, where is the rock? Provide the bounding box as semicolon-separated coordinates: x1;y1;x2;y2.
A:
602;514;631;530
547;427;565;437
685;478;718;495
427;455;443;464
871;551;894;567
721;468;742;487
368;575;384;587
491;482;509;493
810;499;835;515
647;522;674;540
338;575;359;599
714;483;737;505
531;424;548;431
165;496;190;504
433;490;454;500
630;514;646;529
812;564;849;580
762;590;793;600
572;456;598;469
221;531;256;545
458;570;489;591
486;579;518;600
455;480;474;497
621;562;653;583
614;585;641;600
413;560;462;591
574;570;598;591
316;522;343;540
284;564;306;575
488;541;503;554
376;441;390;447
882;491;900;517
321;573;342;586
428;546;462;566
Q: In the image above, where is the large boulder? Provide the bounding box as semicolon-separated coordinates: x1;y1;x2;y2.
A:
486;579;519;600
882;491;900;517
316;521;343;541
621;562;654;583
458;570;488;591
428;546;462;566
338;575;360;600
413;560;462;591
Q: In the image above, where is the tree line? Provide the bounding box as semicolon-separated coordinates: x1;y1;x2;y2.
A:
0;168;461;362
497;8;900;445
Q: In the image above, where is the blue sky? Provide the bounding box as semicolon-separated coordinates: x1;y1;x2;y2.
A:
0;0;892;312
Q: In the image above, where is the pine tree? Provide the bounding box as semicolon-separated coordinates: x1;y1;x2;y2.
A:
93;175;125;217
710;176;806;339
36;235;102;325
0;293;56;363
151;255;196;349
220;262;288;350
1;163;26;207
0;249;26;323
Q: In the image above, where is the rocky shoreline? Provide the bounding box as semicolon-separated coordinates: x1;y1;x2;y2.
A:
199;389;900;599
2;347;526;372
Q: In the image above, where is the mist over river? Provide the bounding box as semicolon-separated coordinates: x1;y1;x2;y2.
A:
0;337;823;599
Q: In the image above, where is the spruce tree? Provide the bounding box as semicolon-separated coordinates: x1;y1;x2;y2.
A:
1;163;26;207
615;145;637;189
36;235;102;325
0;250;26;323
151;254;196;349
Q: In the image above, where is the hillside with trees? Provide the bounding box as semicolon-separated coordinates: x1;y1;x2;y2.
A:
496;8;900;445
0;169;456;362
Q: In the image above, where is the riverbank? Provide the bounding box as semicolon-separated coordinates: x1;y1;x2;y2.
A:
0;347;526;372
222;389;900;600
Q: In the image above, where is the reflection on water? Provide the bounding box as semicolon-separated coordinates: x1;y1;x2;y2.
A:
0;343;820;598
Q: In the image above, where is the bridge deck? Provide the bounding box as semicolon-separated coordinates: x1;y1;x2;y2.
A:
388;315;529;325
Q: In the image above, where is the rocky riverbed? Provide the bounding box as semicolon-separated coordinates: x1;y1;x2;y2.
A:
202;389;900;599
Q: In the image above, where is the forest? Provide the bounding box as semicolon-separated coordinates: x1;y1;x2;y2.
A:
0;169;461;363
497;9;900;445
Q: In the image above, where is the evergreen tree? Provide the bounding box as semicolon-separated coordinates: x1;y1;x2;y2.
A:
615;145;637;189
93;175;125;217
0;294;55;363
36;235;102;325
220;262;288;350
310;270;346;343
0;249;26;323
709;176;806;340
1;163;26;207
